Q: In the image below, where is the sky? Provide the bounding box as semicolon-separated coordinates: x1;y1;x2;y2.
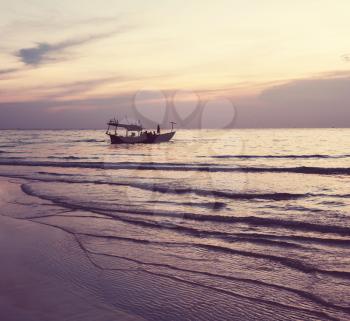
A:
0;0;350;129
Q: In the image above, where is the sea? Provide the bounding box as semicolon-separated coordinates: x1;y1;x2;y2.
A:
0;128;350;321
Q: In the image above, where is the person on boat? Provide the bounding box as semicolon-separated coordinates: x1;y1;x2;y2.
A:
157;124;160;134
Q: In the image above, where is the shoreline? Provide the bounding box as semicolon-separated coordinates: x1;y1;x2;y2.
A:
1;175;348;321
0;178;145;321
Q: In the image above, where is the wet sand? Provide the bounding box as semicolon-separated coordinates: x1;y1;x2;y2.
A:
1;176;349;321
0;179;144;321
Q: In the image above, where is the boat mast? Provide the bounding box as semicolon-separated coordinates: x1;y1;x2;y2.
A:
170;122;176;132
114;117;118;135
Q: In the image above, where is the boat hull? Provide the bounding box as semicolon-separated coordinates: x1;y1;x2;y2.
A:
108;131;175;144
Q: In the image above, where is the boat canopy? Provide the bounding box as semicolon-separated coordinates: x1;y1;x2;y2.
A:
107;120;142;131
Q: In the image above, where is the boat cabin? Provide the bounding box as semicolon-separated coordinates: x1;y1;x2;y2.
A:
106;119;176;144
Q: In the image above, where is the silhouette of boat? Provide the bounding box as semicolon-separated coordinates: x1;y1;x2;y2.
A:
106;119;176;144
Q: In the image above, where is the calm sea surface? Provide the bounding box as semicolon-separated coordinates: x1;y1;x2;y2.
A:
1;128;350;320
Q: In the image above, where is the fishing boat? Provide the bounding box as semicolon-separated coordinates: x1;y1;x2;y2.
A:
106;119;176;144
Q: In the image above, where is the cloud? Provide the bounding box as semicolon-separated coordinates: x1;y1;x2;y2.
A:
0;68;23;80
3;15;122;35
16;30;120;66
260;73;350;103
0;68;17;75
0;94;133;129
342;54;350;62
45;76;123;99
0;87;174;129
0;75;124;103
234;72;350;128
2;71;350;129
0;68;19;75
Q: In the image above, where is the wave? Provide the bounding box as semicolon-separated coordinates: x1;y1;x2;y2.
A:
27;205;350;283
83;248;350;316
1;159;350;175
37;171;78;177
10;171;309;201
26;219;350;320
137;184;307;201
3;170;350;202
151;200;227;210
0;145;17;148
47;156;99;160
206;154;350;159
3;169;350;212
71;139;105;143
20;183;350;237
1;156;99;161
179;214;350;236
12;213;350;320
0;150;19;154
233;232;350;247
0;157;26;160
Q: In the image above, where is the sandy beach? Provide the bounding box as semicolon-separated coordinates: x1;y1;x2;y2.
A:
1;168;349;320
0;178;145;321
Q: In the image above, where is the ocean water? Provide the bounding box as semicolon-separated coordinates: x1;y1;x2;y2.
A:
1;128;350;320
